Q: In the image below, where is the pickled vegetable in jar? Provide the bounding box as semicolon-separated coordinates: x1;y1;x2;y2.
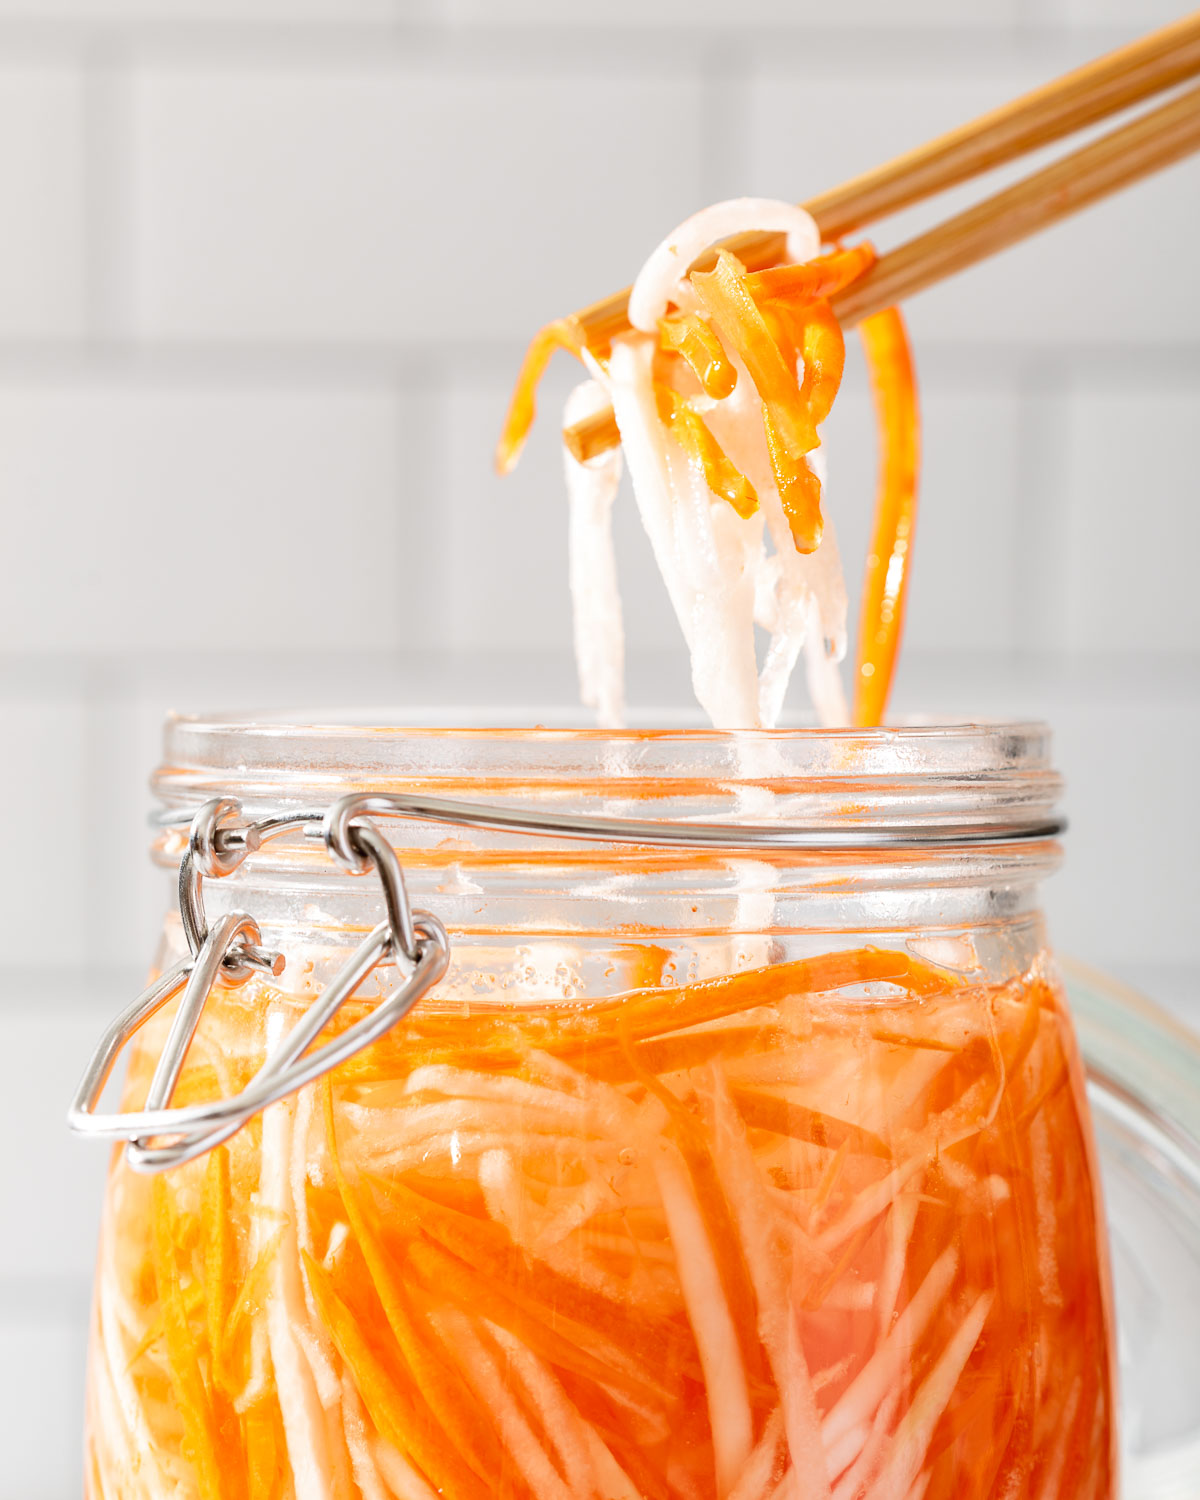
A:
81;718;1116;1500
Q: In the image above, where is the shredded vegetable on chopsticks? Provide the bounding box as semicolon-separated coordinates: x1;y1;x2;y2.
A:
496;199;920;728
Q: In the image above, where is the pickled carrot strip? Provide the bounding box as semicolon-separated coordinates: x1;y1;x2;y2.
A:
203;1147;235;1384
732;1087;892;1161
371;1174;693;1375
321;1083;502;1482
852;306;919;727
795;300;846;430
690;250;815;461
655;383;758;519
659;311;737;399
607;949;927;1044
864;1291;993;1500
822;1245;959;1450
404;1236;670;1405
650;1137;754;1499
151;1179;225;1500
763;416;824;554
744;244;877;305
217;1228;284;1397
245;1400;286;1500
495;317;587;475
303;1250;489;1500
124;1280;204;1372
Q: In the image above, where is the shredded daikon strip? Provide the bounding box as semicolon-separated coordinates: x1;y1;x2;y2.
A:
489;1323;598;1496
373;1438;440;1500
727;1408;786;1500
875;1191;921;1338
581;1423;643;1500
565;378;625;727
433;1309;576;1500
342;1371;393;1500
822;1245;959;1450
260;1056;338;1500
864;1291;993;1500
628;199;820;333
651;1135;754;1498
608;336;763;725
584;198;852;728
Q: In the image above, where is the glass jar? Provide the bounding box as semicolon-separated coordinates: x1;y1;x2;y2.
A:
82;717;1116;1500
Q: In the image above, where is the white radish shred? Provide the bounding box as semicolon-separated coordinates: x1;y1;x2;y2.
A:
628;198;820;332
864;1291;994;1500
489;1323;598;1496
581;1423;644;1500
822;1244;959;1451
434;1310;576;1500
651;1136;755;1498
565;378;626;728
373;1438;441;1500
575;198;849;728
342;1372;394;1500
261;1085;338;1500
608;337;763;726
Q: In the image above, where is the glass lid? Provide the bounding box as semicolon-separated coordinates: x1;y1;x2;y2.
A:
1066;962;1200;1499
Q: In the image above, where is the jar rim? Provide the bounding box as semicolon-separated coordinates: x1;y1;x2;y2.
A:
155;712;1063;853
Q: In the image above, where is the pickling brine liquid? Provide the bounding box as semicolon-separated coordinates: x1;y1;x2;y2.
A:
86;946;1115;1500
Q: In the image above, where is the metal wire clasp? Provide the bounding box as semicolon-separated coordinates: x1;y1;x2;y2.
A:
68;797;450;1173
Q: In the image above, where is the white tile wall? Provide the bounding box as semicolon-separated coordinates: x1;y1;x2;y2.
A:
129;60;707;344
0;8;1196;1495
1063;383;1200;650
0;1311;88;1500
0;378;412;650
0;698;90;962
444;0;1019;25
0;65;86;340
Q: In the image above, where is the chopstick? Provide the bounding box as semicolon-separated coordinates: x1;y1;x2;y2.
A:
567;79;1200;463
537;13;1200;466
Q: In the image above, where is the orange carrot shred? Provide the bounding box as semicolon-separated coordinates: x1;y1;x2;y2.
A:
655;383;758;518
658;311;737;399
203;1146;234;1387
853;304;920;726
305;1248;491;1500
495;316;588;475
744;241;876;304
151;1178;225;1500
691;249;816;463
320;1079;502;1482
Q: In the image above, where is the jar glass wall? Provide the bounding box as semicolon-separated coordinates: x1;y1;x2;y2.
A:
84;719;1117;1500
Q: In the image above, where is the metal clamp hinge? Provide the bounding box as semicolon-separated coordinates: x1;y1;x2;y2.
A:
67;796;450;1173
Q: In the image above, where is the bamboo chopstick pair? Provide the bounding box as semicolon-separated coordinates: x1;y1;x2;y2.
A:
507;12;1200;469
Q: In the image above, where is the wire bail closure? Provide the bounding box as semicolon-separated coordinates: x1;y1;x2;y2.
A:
68;797;450;1173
